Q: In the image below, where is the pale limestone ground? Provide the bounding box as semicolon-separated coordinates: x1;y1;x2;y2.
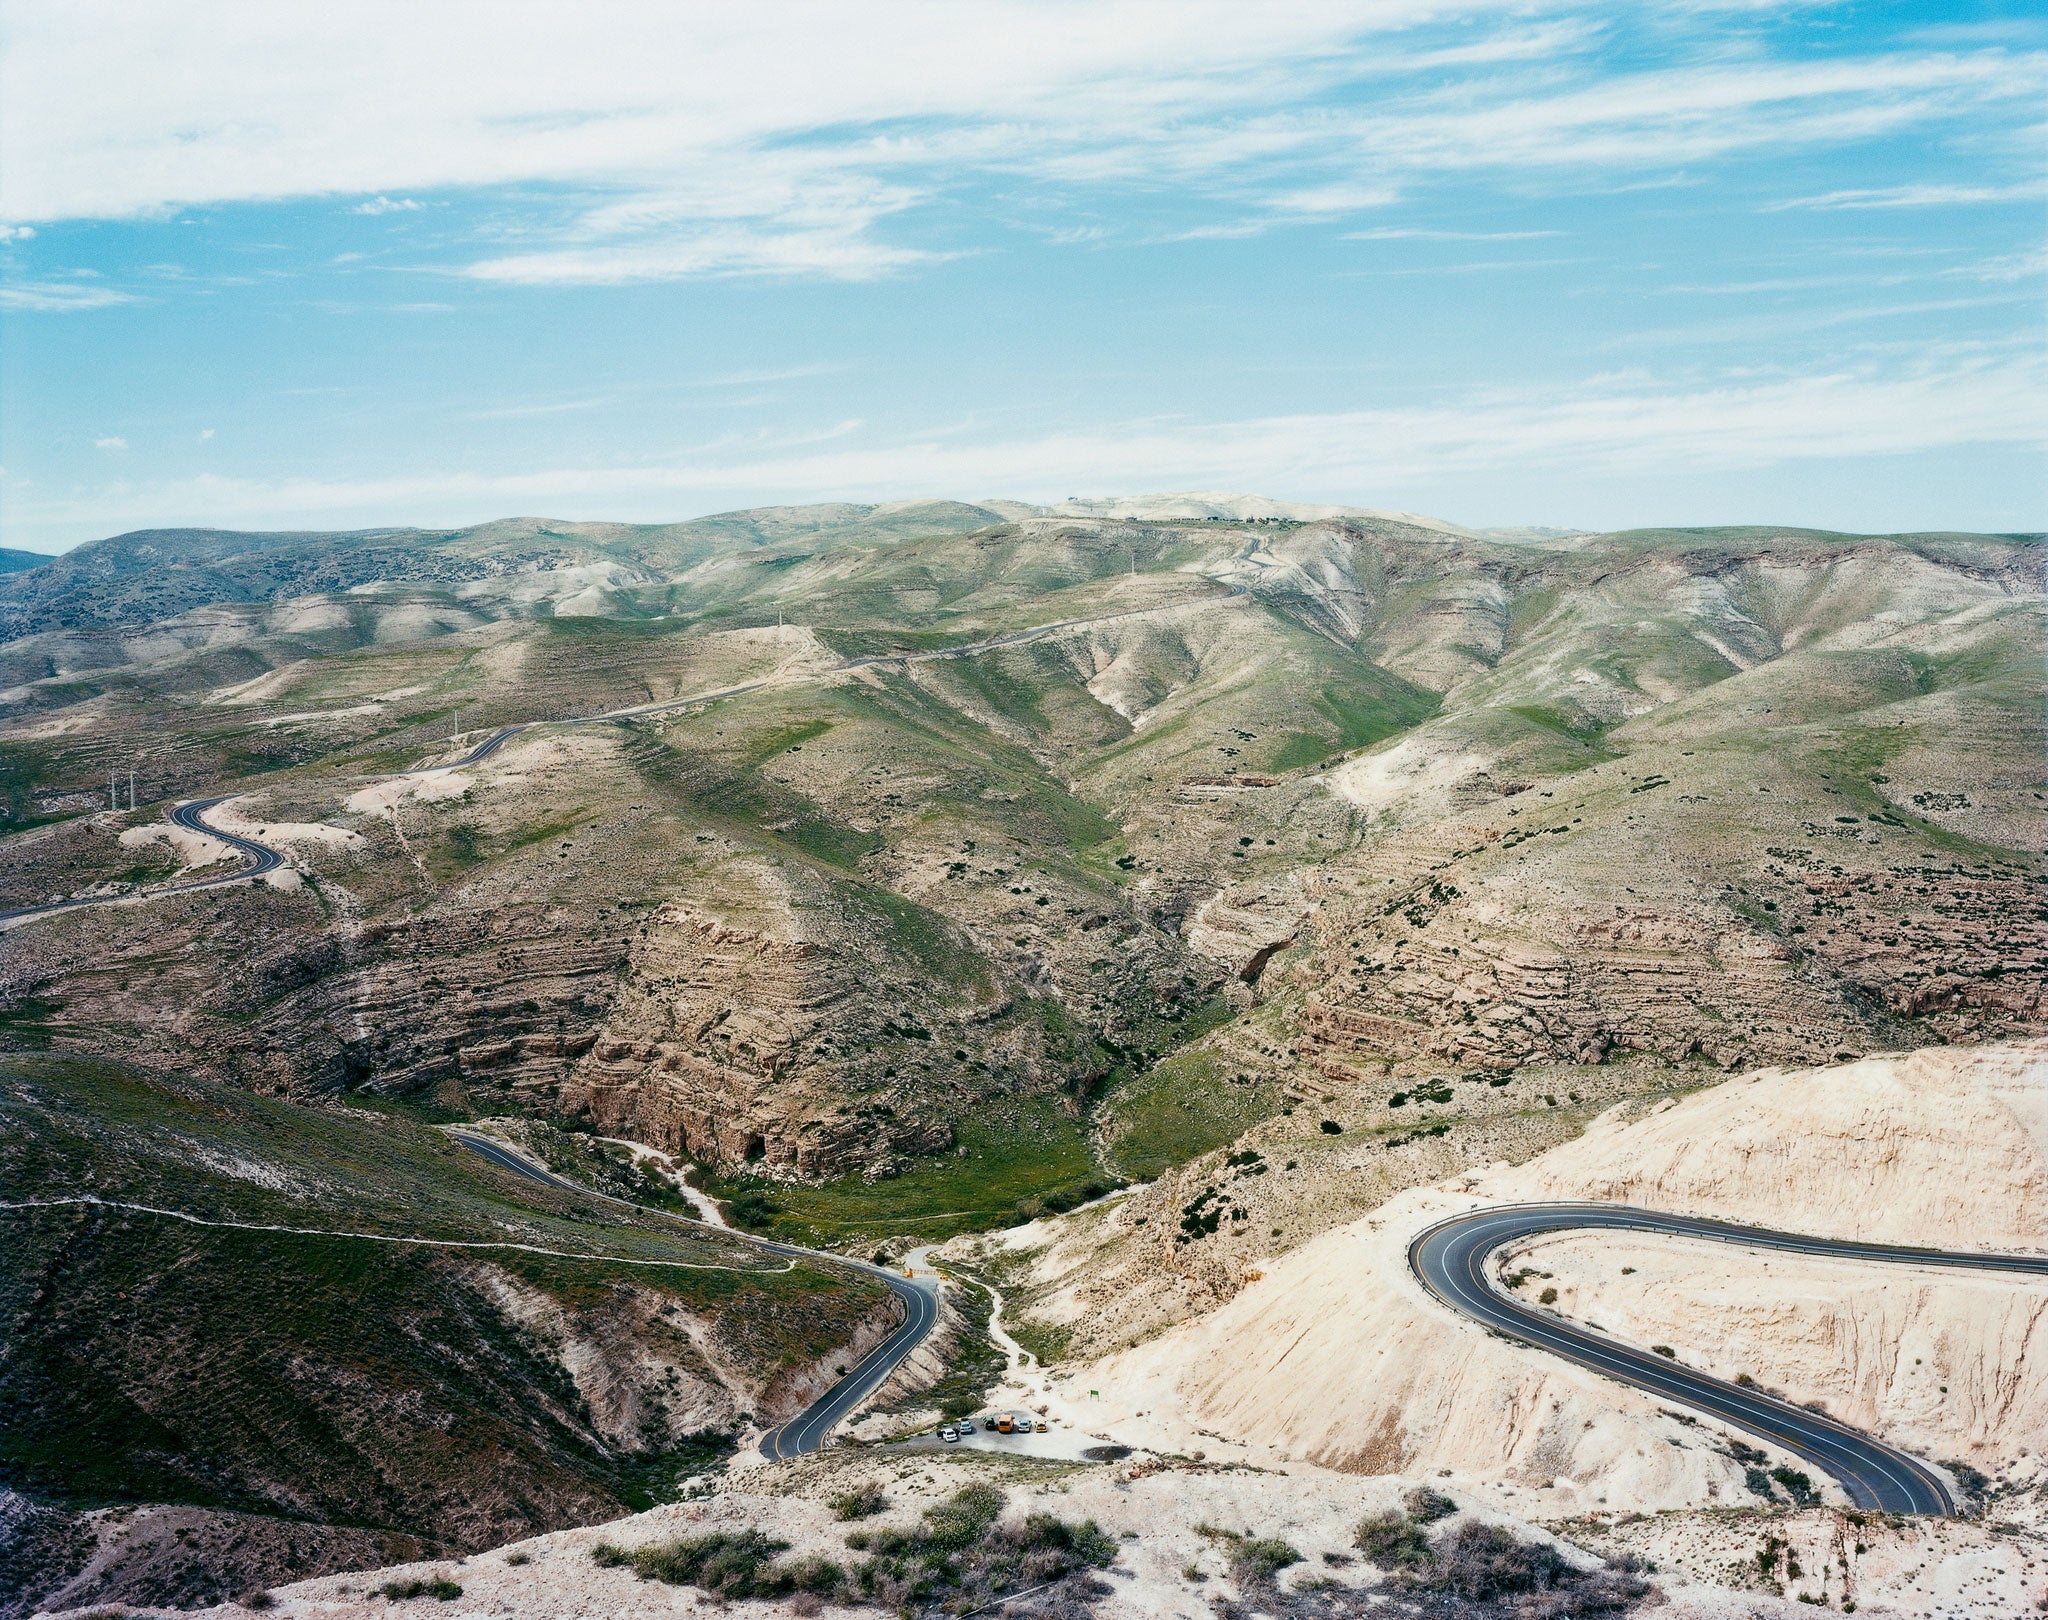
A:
200;797;364;850
87;1454;1830;1620
118;819;232;869
1581;1506;2048;1617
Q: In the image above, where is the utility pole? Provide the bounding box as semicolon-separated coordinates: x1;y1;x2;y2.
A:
110;769;116;811
129;769;136;811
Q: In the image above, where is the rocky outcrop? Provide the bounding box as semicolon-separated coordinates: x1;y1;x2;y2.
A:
1289;725;2045;1079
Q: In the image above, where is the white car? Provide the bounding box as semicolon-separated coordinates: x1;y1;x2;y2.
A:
940;1425;961;1442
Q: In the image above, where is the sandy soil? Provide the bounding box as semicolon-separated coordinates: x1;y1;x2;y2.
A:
203;798;364;851
118;820;232;869
343;769;473;817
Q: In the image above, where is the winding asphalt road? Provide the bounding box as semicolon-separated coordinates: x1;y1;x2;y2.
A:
445;1128;942;1459
0;794;287;924
1411;1202;2048;1515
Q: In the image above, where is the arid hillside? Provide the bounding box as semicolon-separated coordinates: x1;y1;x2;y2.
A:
3;502;2038;1236
0;1054;899;1616
1;496;2041;1616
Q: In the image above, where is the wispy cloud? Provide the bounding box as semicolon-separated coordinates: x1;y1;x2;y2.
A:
0;279;136;311
1345;227;1564;240
689;364;844;388
1765;179;2048;210
93;436;127;450
16;357;2037;535
1351;256;1588;277
465;227;938;285
2;3;2039;286
466;396;615;420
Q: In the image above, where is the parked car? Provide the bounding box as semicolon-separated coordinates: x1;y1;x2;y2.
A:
1035;1420;1049;1433
996;1414;1015;1434
982;1415;999;1431
941;1426;960;1443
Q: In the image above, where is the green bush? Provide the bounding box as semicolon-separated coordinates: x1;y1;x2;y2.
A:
1355;1510;1431;1569
917;1482;1005;1552
621;1529;794;1597
831;1482;887;1520
1230;1537;1301;1584
1771;1465;1819;1506
728;1190;781;1227
1198;1523;1302;1586
844;1484;1114;1611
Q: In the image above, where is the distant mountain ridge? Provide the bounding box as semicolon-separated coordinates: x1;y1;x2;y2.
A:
3;496;2035;642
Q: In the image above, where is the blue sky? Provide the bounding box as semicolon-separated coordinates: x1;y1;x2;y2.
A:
0;0;2042;553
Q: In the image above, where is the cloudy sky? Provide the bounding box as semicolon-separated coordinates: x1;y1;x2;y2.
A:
0;0;2042;551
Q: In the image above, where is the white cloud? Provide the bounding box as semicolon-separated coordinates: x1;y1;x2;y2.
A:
1765;179;2048;210
0;223;33;241
16;357;2038;536
466;227;937;285
0;280;136;311
1346;227;1563;240
0;2;2037;285
466;396;613;420
199;428;215;439
1263;182;1402;218
94;436;127;450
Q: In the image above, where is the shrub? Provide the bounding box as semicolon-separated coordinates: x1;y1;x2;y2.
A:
1403;1485;1458;1523
844;1484;1114;1612
1355;1510;1430;1570
378;1577;463;1601
633;1529;792;1596
1320;1120;1343;1134
918;1481;1005;1551
1771;1465;1819;1507
831;1482;888;1520
1412;1521;1570;1601
729;1190;781;1226
1229;1537;1301;1584
782;1554;846;1595
1379;1521;1651;1615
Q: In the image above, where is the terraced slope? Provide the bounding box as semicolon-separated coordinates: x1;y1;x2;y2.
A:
0;504;2040;1238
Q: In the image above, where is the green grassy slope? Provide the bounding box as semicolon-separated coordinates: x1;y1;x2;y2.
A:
0;1056;888;1541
